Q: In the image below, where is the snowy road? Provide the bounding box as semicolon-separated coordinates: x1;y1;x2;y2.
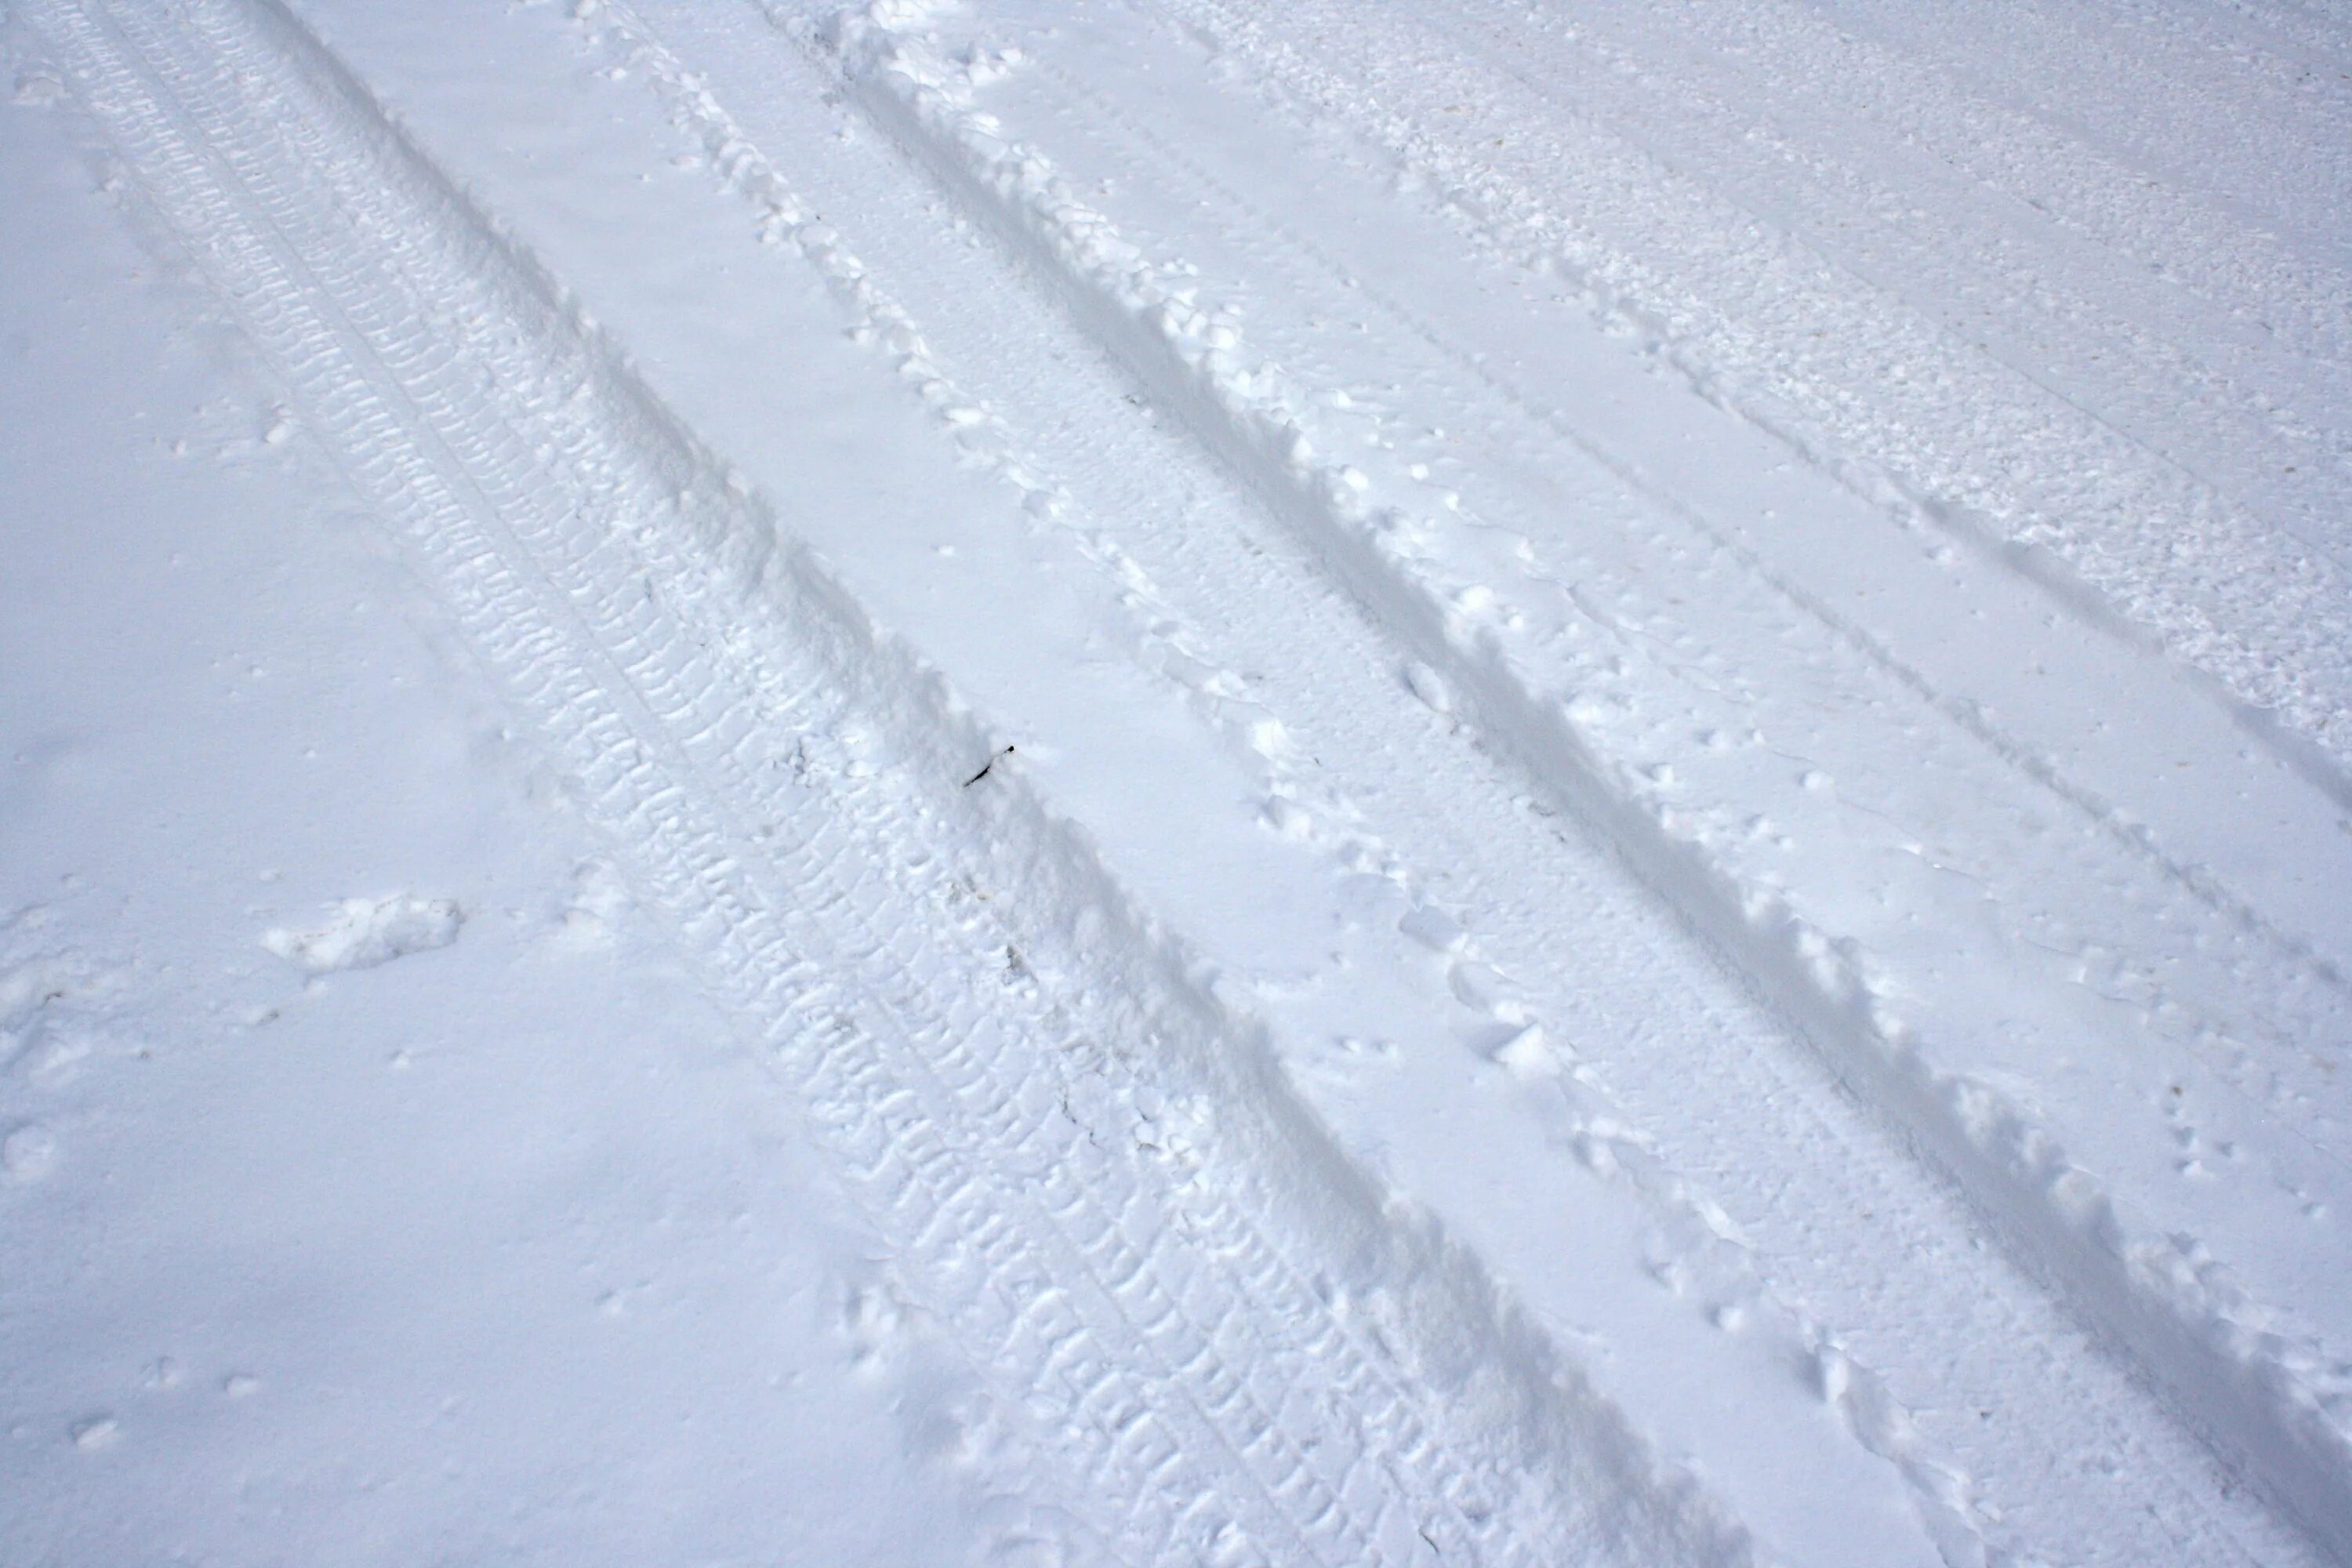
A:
3;2;2347;1564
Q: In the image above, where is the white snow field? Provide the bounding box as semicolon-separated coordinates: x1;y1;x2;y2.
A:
2;0;2347;1562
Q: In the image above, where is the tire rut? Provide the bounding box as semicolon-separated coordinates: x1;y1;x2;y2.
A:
17;0;1756;1561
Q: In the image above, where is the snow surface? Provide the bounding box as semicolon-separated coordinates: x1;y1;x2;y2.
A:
2;1;2347;1564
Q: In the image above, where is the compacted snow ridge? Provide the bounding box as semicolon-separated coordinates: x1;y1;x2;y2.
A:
4;0;2345;1564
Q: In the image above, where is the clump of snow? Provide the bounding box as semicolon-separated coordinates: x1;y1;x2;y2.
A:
262;894;464;975
1490;1022;1562;1079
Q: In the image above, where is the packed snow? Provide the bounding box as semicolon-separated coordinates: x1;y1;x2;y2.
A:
4;1;2347;1564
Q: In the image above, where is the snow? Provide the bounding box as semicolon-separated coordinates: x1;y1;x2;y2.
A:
2;0;2346;1564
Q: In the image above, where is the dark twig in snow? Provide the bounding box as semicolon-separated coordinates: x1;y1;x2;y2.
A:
964;745;1015;787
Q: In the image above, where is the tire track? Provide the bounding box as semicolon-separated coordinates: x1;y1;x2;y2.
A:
575;10;2012;1563
554;3;2330;1563
16;0;1759;1561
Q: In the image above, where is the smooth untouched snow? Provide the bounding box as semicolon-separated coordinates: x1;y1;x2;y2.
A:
2;2;2346;1566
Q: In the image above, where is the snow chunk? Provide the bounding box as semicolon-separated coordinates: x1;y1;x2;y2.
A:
1490;1023;1563;1079
263;895;464;975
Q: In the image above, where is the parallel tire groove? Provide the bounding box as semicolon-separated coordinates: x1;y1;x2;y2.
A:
22;0;1652;1560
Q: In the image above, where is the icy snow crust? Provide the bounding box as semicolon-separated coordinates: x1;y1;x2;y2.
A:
2;0;2347;1564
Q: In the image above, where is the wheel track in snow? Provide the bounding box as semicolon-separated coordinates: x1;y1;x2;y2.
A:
14;0;1761;1562
38;0;1431;1557
581;14;2013;1565
1142;0;2352;794
804;6;2352;1558
553;4;2336;1563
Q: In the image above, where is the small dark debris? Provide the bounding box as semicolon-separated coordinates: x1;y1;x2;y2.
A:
964;745;1015;787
